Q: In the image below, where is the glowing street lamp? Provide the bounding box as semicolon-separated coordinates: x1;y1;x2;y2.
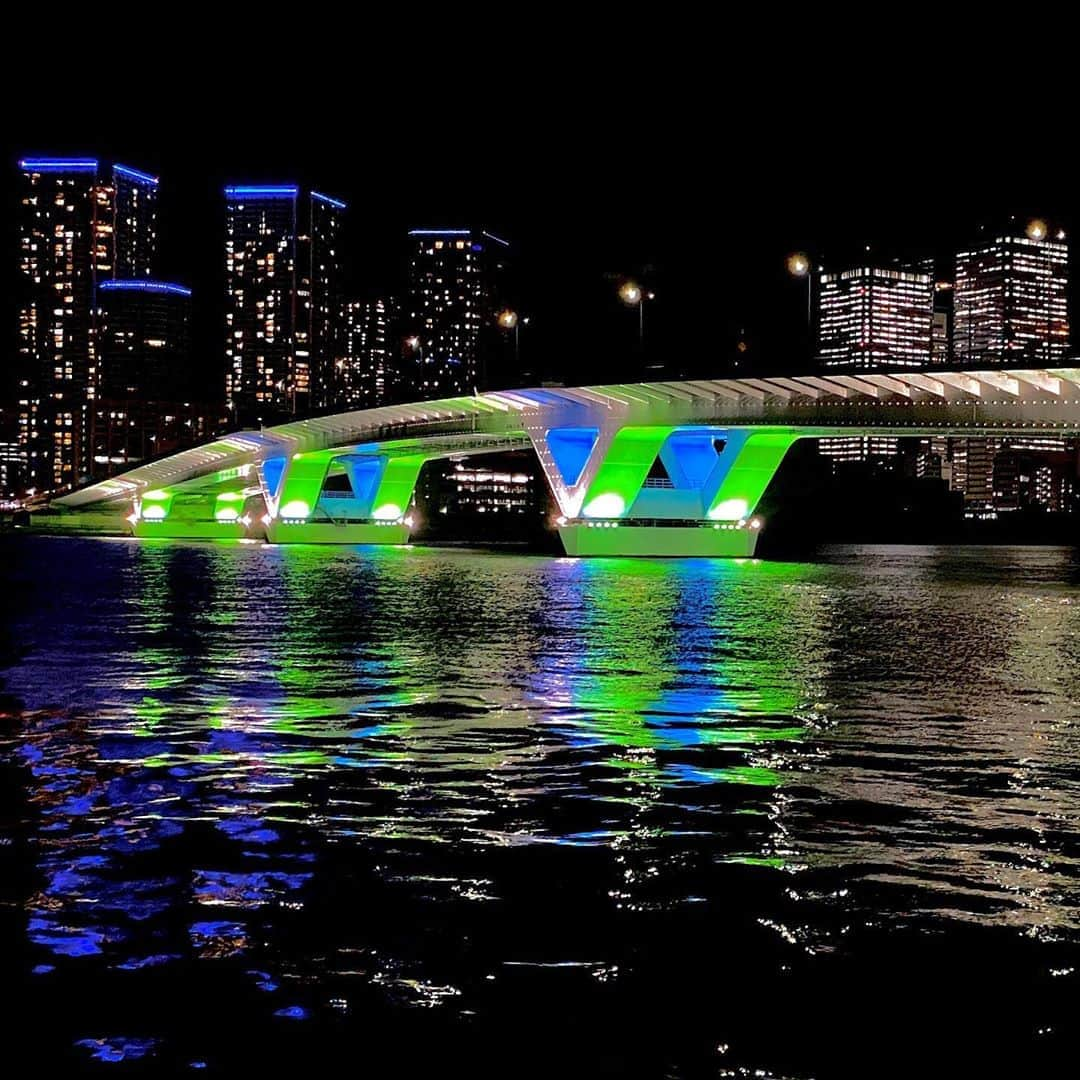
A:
1025;220;1052;360
786;252;813;329
496;309;527;367
618;281;654;346
407;335;424;363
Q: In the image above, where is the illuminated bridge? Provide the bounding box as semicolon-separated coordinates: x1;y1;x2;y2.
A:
51;366;1080;557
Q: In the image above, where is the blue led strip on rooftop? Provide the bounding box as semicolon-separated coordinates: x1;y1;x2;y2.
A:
99;280;192;297
19;158;98;172
114;164;159;186
408;228;470;236
225;185;299;199
312;191;347;209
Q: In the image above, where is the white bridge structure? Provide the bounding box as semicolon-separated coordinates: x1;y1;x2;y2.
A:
50;365;1080;557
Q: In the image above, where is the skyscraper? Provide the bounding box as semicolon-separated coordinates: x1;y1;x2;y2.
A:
224;186;346;422
303;192;347;412
97;281;192;400
953;222;1068;366
112;164;158;277
817;264;934;369
16;157;157;492
341;296;399;409
406;228;508;398
931;281;953;365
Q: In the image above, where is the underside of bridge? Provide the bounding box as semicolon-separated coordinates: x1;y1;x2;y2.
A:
45;368;1080;557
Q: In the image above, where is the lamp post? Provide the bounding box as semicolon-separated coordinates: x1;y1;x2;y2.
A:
407;335;424;364
1026;218;1051;365
618;281;655;347
786;252;812;328
497;308;524;367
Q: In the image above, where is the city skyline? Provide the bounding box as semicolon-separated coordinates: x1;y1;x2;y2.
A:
6;131;1078;392
5;142;1080;514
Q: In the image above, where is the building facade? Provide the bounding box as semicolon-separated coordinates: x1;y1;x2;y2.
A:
817;265;934;369
224;186;346;423
15;158;158;493
817;436;901;469
931;281;953;365
342;296;399;409
91;280;203;477
953;223;1068;366
406;228;508;398
112;164;158;278
414;451;549;532
97;280;192;400
302;192;347;412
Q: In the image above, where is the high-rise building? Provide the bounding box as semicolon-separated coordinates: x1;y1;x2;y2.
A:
112;164;158;277
0;408;21;498
932;281;953;365
224;186;347;422
406;228;508;398
341;297;398;409
953;222;1068;366
89;400;221;479
16;157;157;493
97;280;193;400
993;445;1076;513
949;438;1000;515
817;265;934;369
303;192;347;412
91;279;198;477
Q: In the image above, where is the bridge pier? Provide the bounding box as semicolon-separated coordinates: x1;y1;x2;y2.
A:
556;521;761;557
264;449;424;545
532;424;800;557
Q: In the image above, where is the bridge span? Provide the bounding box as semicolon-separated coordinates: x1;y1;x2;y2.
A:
50;366;1080;557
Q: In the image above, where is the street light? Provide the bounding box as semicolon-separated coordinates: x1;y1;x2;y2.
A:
786;252;812;328
497;309;527;368
407;335;425;363
618;281;655;346
1026;220;1052;362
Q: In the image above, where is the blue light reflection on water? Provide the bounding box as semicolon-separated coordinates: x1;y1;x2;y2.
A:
3;538;1080;1075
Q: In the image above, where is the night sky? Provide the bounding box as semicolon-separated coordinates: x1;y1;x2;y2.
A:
3;52;1074;396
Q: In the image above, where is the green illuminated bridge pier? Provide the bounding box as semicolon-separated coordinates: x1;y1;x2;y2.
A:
51;366;1080;557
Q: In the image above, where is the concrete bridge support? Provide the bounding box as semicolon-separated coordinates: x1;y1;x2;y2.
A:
531;424;802;557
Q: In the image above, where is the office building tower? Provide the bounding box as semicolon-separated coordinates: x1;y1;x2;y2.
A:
414;450;549;534
949;438;1000;515
932;282;953;365
224;186;347;422
817;436;901;469
993;445;1076;513
342;297;398;409
914;436;951;484
406;227;508;398
953;222;1068;365
817;265;933;369
16;157;155;492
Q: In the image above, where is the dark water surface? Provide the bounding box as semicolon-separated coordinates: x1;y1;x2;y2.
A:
3;537;1080;1076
